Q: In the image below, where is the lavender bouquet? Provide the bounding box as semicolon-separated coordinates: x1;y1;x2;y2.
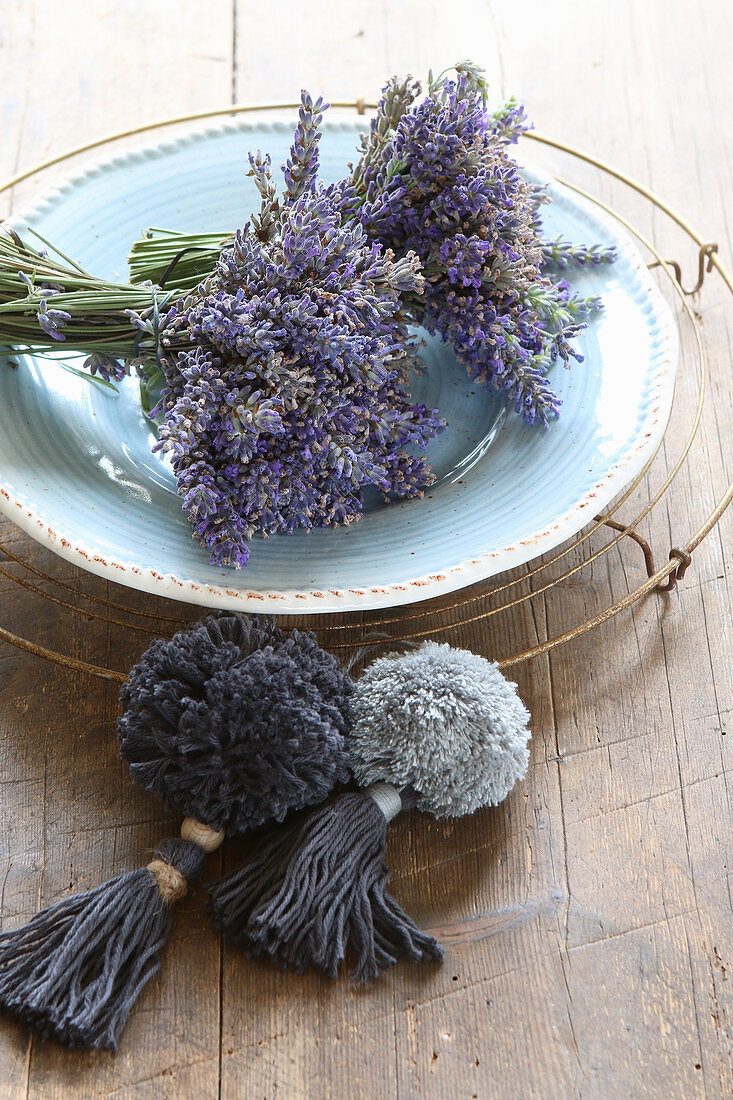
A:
0;63;614;569
147;174;443;568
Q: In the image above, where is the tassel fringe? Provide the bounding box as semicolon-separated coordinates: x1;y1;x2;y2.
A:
0;838;205;1050
207;793;443;980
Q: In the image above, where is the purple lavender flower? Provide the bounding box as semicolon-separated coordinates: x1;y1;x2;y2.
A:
282;91;328;202
130;70;612;568
35;297;71;341
333;66;611;426
540;237;617;270
84;352;127;381
152;95;444;568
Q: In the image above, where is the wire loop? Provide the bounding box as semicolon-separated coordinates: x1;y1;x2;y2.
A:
657;548;693;593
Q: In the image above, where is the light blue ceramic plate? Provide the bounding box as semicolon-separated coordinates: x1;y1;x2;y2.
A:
0;121;677;613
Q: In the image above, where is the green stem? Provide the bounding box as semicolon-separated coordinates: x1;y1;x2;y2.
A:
128;229;231;292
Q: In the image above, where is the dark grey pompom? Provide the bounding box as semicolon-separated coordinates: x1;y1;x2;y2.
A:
118;613;352;834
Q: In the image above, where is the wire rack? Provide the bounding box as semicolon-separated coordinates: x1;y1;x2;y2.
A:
1;102;731;685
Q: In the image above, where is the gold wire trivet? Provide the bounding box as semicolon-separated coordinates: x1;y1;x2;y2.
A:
1;103;731;684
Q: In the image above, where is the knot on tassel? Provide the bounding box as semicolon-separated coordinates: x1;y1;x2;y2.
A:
147;861;188;904
151;837;208;886
147;836;207;904
364;781;404;822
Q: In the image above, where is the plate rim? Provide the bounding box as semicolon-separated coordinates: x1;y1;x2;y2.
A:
0;119;679;614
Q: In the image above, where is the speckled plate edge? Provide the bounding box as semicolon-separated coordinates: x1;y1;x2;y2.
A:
0;120;679;614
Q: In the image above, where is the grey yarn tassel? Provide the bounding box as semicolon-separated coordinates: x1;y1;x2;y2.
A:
0;838;205;1051
207;785;444;980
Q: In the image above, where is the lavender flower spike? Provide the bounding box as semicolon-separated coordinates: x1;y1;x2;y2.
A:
282;91;328;204
151;95;443;568
333;65;613;426
36;297;71;341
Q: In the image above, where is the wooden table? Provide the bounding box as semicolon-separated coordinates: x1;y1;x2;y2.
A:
1;2;731;1096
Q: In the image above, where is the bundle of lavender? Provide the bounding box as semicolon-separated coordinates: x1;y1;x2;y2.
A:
0;63;614;569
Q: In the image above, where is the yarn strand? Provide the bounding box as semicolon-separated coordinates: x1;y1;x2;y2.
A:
207;791;443;980
0;838;205;1051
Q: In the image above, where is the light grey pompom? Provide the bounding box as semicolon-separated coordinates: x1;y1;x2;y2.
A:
349;641;531;818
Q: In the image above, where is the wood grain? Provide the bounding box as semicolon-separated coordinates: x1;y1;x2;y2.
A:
0;1;731;1097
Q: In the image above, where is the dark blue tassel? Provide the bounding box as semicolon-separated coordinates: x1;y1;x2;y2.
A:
0;838;205;1051
207;791;443;980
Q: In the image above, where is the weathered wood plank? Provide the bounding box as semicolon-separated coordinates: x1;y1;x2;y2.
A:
0;2;233;1097
488;5;733;1099
232;0;504;106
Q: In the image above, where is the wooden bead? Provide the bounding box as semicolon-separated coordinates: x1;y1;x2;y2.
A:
180;817;225;853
